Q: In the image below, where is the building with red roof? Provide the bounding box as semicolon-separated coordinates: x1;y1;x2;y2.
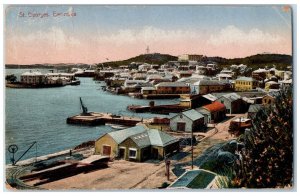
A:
196;101;226;123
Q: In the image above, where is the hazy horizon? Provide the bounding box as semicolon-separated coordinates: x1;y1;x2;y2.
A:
4;52;292;66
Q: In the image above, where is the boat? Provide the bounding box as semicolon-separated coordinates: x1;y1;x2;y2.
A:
105;123;130;130
69;80;81;85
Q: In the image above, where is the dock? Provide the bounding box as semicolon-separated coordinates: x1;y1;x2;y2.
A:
127;104;188;114
67;112;152;126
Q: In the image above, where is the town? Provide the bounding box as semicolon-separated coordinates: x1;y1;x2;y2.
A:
5;52;293;190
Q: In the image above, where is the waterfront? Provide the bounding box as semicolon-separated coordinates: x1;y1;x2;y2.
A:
5;69;177;164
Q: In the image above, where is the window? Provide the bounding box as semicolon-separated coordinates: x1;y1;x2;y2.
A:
129;148;137;159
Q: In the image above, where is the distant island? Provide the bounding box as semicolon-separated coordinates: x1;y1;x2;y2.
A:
5;53;292;70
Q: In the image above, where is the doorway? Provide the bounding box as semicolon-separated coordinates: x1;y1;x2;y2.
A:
119;148;125;159
177;122;186;132
102;145;111;156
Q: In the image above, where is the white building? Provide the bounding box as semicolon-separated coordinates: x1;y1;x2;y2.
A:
21;71;45;85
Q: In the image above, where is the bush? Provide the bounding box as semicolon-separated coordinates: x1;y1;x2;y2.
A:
234;87;293;188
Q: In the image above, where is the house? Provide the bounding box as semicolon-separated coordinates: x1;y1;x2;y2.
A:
155;82;190;94
138;63;152;71
178;54;203;61
95;125;179;162
235;77;258;91
176;71;193;78
188;94;218;108
21;71;45;85
265;81;280;91
216;73;232;81
192;80;227;94
170;109;205;132
141;87;157;95
168;169;228;189
45;73;75;81
216;93;244;114
106;77;126;87
196;101;226;123
252;68;268;80
262;94;276;105
248;104;263;119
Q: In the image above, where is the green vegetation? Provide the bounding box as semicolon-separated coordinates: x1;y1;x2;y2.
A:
5;74;17;83
99;53;177;68
234;87;293;188
206;53;292;70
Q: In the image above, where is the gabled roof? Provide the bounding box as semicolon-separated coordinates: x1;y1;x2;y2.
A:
202;101;226;112
107;125;148;144
168;169;219;189
103;125;179;148
155;82;189;87
182;109;204;121
221;93;241;102
129;132;151;148
148;129;179;147
202;94;218;102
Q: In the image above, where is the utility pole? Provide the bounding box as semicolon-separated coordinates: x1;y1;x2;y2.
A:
191;129;194;170
146;46;150;54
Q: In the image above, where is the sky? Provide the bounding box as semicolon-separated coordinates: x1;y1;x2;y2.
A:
5;5;292;64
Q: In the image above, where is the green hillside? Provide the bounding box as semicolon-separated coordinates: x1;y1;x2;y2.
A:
100;53;178;67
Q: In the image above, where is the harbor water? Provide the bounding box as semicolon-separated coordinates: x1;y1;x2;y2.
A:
5;69;178;164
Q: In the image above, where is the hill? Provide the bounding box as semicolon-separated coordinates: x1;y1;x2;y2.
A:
100;53;178;67
203;54;292;70
6;53;292;70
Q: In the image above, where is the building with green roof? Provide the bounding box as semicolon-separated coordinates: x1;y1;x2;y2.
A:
168;169;228;189
170;109;205;132
95;125;180;162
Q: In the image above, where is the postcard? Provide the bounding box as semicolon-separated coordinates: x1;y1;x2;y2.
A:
4;4;293;191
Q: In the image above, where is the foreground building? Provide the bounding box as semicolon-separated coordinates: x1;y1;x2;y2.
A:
196;101;226;123
170;109;205;132
95;125;179;162
168;169;228;189
216;93;244;114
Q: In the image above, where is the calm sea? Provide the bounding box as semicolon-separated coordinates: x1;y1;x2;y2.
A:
5;69;178;163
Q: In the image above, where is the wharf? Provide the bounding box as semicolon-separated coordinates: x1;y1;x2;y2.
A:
67;112;151;126
127;104;188;114
143;94;181;99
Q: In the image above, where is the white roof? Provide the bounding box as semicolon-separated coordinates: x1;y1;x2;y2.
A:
253;68;268;73
21;71;44;76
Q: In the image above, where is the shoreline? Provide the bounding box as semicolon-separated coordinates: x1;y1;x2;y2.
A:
6;146;93;168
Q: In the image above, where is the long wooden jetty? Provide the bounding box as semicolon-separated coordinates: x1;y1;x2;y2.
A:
67;112;152;126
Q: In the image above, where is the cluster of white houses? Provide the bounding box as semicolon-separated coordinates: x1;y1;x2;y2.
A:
99;58;292;98
20;71;77;86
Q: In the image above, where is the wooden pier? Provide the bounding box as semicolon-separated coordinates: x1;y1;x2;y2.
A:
67;112;151;126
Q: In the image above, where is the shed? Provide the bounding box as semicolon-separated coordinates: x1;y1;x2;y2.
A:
216;93;244;114
168;169;228;189
170;109;205;132
95;125;147;158
196;101;226;123
95;125;179;162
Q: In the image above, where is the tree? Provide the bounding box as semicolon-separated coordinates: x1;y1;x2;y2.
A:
234;87;293;188
5;74;17;83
